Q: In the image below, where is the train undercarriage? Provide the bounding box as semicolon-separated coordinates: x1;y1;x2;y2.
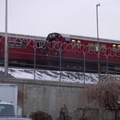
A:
0;57;120;75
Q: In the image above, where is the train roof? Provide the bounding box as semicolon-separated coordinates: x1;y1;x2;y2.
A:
48;32;120;44
1;32;120;44
70;34;120;44
0;32;46;41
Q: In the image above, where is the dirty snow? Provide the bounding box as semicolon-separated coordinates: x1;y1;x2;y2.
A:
0;67;118;84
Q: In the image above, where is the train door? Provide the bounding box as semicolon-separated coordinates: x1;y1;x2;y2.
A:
47;40;58;67
36;40;46;66
45;38;63;69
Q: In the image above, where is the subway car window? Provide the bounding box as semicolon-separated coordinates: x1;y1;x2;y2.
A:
36;41;40;48
88;43;94;51
95;44;99;51
112;44;116;51
117;45;120;51
71;40;76;47
65;38;70;42
22;41;28;48
36;41;45;48
77;40;81;48
16;40;22;48
100;44;106;52
9;39;15;48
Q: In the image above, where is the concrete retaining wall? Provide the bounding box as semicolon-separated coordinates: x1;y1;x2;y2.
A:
0;77;85;120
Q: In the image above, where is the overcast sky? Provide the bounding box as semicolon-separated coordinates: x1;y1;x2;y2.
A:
0;0;120;40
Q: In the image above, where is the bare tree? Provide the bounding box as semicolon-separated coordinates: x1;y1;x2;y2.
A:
83;79;120;110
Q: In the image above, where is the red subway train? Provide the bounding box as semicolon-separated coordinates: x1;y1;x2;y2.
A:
0;32;46;67
45;33;120;73
0;32;120;73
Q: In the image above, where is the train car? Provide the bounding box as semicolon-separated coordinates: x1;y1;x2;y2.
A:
1;32;120;73
46;32;120;73
0;32;46;67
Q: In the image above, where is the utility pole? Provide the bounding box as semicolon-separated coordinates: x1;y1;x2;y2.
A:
4;0;8;76
96;3;100;82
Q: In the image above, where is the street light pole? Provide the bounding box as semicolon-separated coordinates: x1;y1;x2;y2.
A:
4;0;8;76
96;3;100;82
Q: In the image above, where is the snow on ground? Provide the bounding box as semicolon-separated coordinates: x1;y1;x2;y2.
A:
0;67;119;84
